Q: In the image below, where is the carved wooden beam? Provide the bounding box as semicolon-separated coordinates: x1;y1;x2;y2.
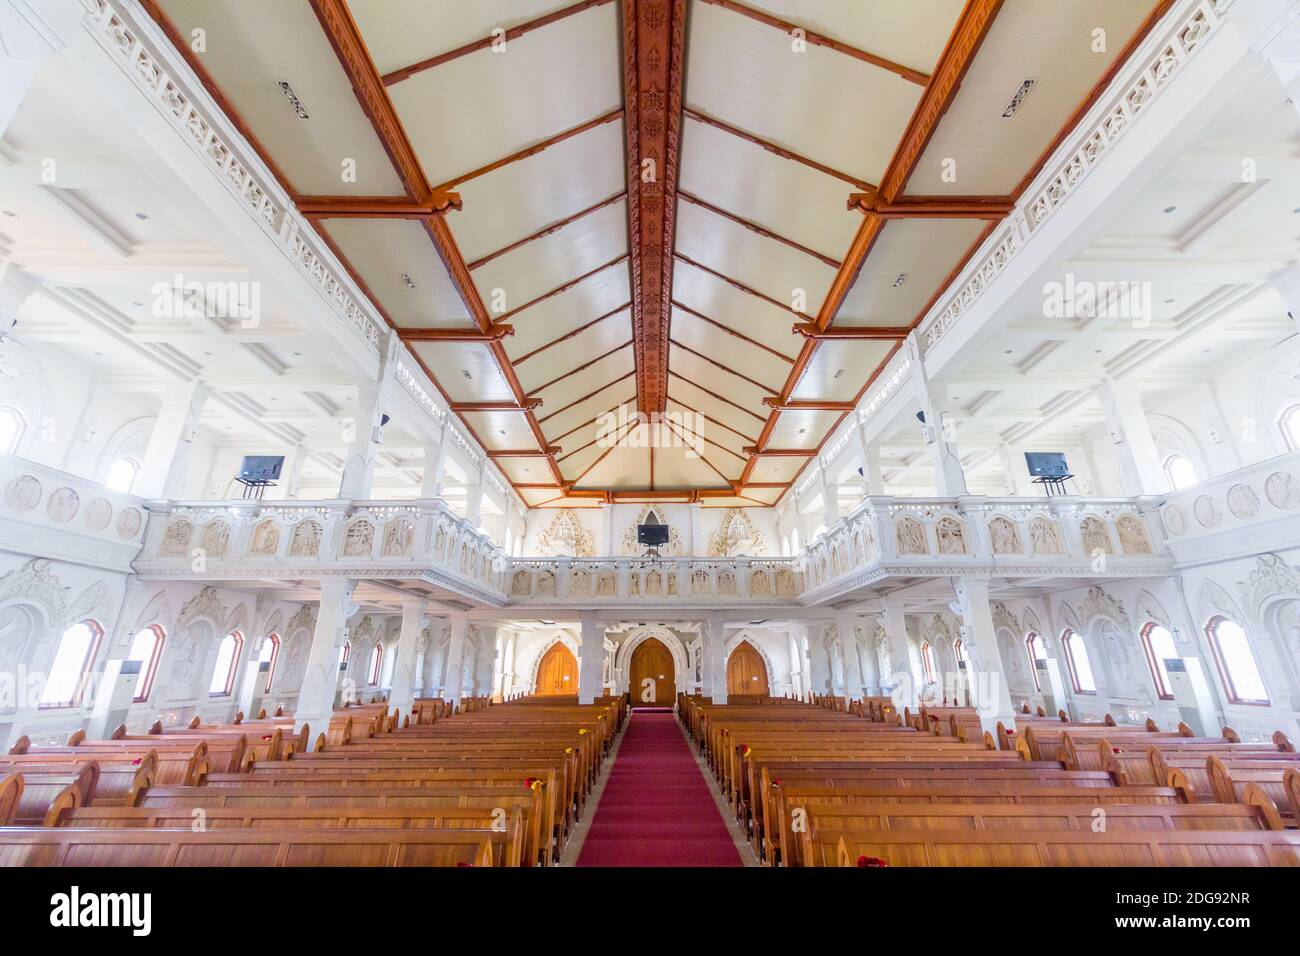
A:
623;0;688;414
452;399;543;412
398;326;514;342
697;0;928;85
846;191;1013;219
298;193;462;217
489;448;562;458
381;0;617;86
791;323;908;340
762;399;855;411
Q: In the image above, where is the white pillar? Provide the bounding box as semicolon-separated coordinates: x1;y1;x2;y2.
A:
465;478;483;528
441;612;468;702
280;444;307;500
421;438;447;498
834;611;866;700
689;503;704;555
577;612;603;704
1096;380;1165;495
339;331;400;499
820;465;840;526
1269;263;1300;331
705;613;728;704
909;335;967;496
136;381;210;499
0;268;38;344
998;444;1036;497
861;442;884;495
387;599;428;719
877;598;915;708
949;577;1016;734
294;579;357;738
0;2;73;137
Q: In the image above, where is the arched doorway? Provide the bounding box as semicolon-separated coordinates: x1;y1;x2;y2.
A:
726;640;769;695
535;642;578;695
628;637;675;705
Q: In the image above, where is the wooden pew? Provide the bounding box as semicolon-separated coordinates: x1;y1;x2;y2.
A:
0;773;21;825
0;827;509;866
0;753;153;807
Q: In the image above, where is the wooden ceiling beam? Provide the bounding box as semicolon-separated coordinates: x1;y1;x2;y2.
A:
762;399;856;412
847;192;1015;219
739;0;1003;488
742;447;818;457
512;302;632;365
663;395;758;444
674;253;815;320
465;192;625;270
493;254;629;325
678;191;841;268
791;323;909;340
433;108;624;193
398;326;513;342
298;193;462;217
451;399;543;412
669;338;778;395
697;0;929;86
526;341;634;397
623;0;689;415
536;371;638;424
488;448;562;458
381;0;617;86
672;300;795;364
683;108;874;192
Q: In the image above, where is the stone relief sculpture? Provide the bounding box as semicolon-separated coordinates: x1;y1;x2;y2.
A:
691;569;710;595
570;569;591;596
895;516;927;555
342;519;374;557
45;487;79;524
535;508;595;557
249;519;280;556
1079;516;1112;554
1227;483;1260;519
596;571;616;596
936;516;967;555
708;508;768;557
988;515;1022;554
717;570;736;595
510;569;530;596
116;508;143;539
775;568;796;596
5;475;41;513
83;497;112;532
535;570;555;597
160;519;193;556
750;570;770;596
1028;516;1064;555
201;520;230;558
289;520;321;557
381;519;414;558
1265;471;1300;510
1116;514;1153;554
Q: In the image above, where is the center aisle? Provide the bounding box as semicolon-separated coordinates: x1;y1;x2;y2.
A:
575;710;744;867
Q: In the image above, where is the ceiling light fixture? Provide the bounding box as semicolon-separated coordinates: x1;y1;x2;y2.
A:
461;369;472;379
277;80;310;119
399;273;416;289
1001;79;1037;118
892;273;907;288
134;212;150;221
1163;205;1177;214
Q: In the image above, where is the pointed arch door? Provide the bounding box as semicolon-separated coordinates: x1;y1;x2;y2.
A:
628;637;675;705
535;642;578;696
727;640;769;695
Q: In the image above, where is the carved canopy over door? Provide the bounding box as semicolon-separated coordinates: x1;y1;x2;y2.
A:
726;640;769;695
535;643;578;696
628;637;675;705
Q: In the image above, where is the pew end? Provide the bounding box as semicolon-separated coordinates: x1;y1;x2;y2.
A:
0;773;23;825
8;735;30;755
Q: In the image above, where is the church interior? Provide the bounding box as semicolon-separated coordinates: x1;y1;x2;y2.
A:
2;0;1300;882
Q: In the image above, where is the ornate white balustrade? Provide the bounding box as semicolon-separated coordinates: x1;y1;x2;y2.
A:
800;495;1174;603
1157;452;1300;564
0;454;147;572
504;557;803;607
133;499;508;605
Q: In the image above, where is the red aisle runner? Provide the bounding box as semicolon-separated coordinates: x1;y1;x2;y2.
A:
576;711;743;867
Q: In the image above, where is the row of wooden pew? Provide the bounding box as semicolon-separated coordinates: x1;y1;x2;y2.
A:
0;695;627;866
679;693;1300;866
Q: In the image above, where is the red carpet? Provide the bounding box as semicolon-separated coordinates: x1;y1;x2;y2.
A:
576;711;743;867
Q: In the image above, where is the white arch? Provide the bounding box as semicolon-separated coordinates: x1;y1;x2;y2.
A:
526;633;580;693
724;630;779;692
615;626;690;695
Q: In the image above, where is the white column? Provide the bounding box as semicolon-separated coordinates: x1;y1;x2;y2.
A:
465;477;484;528
136;381;210;498
834;611;866;700
1096;380;1165;495
704;613;728;704
802;622;830;697
441;612;468;703
280;444;307;500
387;599;428;719
294;579;358;738
877;598;915;708
1269;263;1300;331
0;2;73;137
421;437;447;498
689;503;704;554
909;335;967;496
998;444;1036;497
0;268;38;344
578;611;603;704
860;442;884;495
339;330;400;499
949;577;1016;734
491;627;510;701
820;465;840;526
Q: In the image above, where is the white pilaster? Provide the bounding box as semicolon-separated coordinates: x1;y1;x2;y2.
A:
577;611;603;704
834;610;866;700
441;612;468;703
949;577;1017;734
387;599;429;719
909;334;967;496
877;598;915;708
705;612;727;704
338;330;401;499
1096;379;1166;495
136;381;210;499
294;579;358;739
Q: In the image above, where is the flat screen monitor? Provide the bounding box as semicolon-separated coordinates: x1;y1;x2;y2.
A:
238;455;285;482
1024;452;1070;478
638;523;670;547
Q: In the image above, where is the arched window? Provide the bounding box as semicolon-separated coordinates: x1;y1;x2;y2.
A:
1140;622;1178;701
1206;617;1269;705
0;406;26;454
1163;454;1197;491
1025;632;1048;691
105;457;139;494
208;631;243;696
953;638;968;668
338;640;350;671
1279;404;1300;452
258;634;280;692
39;620;104;708
1061;629;1097;694
125;624;165;702
368;644;383;686
920;642;935;684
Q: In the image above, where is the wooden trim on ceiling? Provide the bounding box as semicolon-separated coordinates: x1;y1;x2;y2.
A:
465;192;625;270
683;107;874;192
526;341;634;397
297;194;462;217
668;338;778;395
380;0;618;86
493;254;629;324
512;302;632;365
674;253;816;320
623;0;689;414
671;300;796;364
762;399;855;411
791;323;910;340
696;0;929;86
397;326;514;342
537;370;638;424
433;108;625;193
678;191;841;268
451;399;543;412
663;395;758;444
847;194;1016;219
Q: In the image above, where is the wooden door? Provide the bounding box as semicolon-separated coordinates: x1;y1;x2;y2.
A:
535;643;577;696
628;637;675;705
726;641;769;695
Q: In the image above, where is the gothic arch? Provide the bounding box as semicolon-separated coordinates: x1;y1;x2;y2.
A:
616;626;690;694
525;632;582;693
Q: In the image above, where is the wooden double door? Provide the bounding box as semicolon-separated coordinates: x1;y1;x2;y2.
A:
628;637;675;705
536;643;578;696
726;640;770;695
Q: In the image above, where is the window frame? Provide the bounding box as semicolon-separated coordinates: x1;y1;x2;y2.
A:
919;641;936;684
1163;454;1197;491
368;643;383;687
1205;616;1270;706
1025;632;1046;691
259;633;281;693
1139;621;1178;701
104;456;140;494
126;624;166;702
38;619;105;709
1061;628;1097;695
208;631;244;698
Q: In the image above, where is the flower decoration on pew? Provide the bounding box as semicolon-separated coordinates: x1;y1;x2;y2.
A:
262;735;273;741
564;747;574;754
525;777;543;791
455;862;475;867
131;758;142;765
578;729;589;736
740;745;752;758
856;856;889;868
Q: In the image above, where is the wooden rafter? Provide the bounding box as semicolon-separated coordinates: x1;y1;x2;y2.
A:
683;107;874;191
762;399;855;411
527;341;634;397
678;191;841;268
537;371;638;424
452;399;543;412
623;0;688;414
672;300;796;364
466;192;625;271
297;194;462;217
697;0;929;86
846;192;1015;219
381;0;618;86
740;0;1004;488
433;109;624;193
493;254;629;325
512;302;632;365
308;0;565;489
792;323;908;340
668;338;778;395
664;395;758;444
674;253;814;320
398;326;514;342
